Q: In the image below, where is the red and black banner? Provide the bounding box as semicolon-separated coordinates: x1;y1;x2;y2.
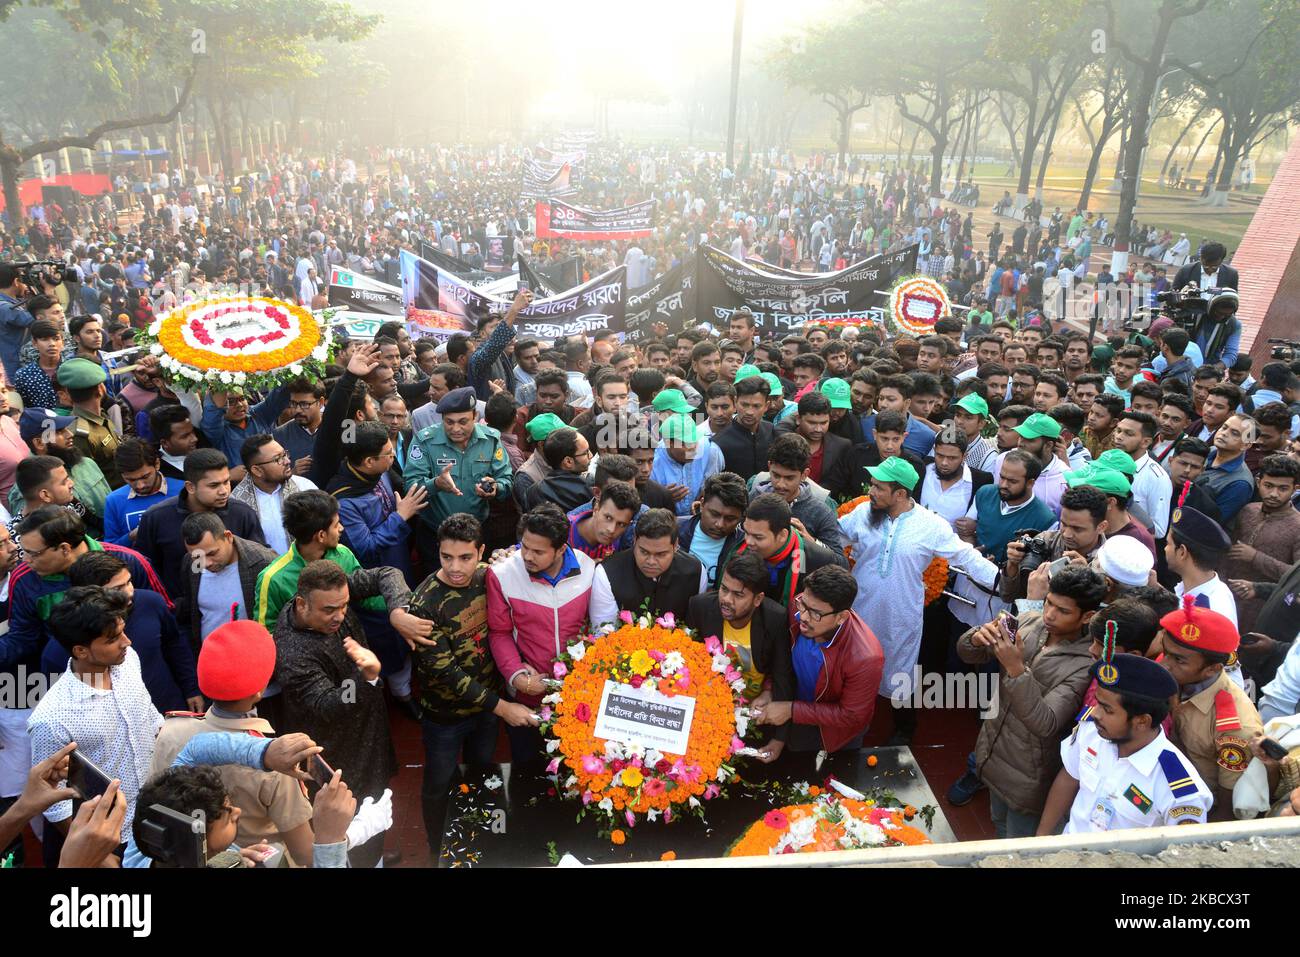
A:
535;199;656;241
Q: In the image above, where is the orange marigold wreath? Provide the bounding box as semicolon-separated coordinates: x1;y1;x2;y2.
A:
539;616;747;831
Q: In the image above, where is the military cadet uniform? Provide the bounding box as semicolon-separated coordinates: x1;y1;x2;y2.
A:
1159;597;1264;808
148;620;313;861
58;358;122;489
1061;654;1212;832
403;386;513;531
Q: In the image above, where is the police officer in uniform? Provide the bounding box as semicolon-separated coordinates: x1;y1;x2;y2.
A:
57;357;121;488
1039;653;1212;833
403;386;513;565
1156;597;1263;818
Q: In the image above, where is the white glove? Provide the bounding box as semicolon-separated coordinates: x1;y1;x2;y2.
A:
345;789;393;849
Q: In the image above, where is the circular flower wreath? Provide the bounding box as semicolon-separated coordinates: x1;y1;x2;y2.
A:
136;295;333;393
539;612;750;832
838;497;948;604
889;274;951;337
728;790;932;856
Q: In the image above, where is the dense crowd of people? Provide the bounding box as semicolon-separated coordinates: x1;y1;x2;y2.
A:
0;139;1295;870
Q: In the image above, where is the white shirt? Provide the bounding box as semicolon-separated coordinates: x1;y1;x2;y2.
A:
920;463;974;528
254;479;317;554
566;371;594;411
26;648;163;839
1061;721;1210;833
1174;575;1238;628
1131;453;1173;539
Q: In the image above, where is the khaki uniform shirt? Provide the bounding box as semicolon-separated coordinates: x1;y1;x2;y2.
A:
1171;669;1263;803
72;405;122;488
150;710;312;854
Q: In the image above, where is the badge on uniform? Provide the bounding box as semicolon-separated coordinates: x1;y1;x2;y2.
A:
410;444;423;460
436;458;456;469
1217;738;1249;772
1122;783;1152;814
1082;745;1099;769
494;447;504;462
1089;799;1115;830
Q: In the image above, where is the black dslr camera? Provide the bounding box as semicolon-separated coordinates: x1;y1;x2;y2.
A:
1012;532;1051;572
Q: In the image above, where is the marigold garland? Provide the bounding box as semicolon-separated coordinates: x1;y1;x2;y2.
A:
837;496;949;605
728;792;932;857
539;613;750;832
136;295;333;393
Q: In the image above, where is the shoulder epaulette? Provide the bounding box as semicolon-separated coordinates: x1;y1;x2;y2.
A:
1214;687;1241;733
1158;750;1200;798
1070;705;1095;742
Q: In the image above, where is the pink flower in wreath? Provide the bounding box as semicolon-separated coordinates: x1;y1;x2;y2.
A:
573;702;591;722
629;675;644;689
553;661;568;679
657;612;676;628
643;778;666;797
619;610;634;624
764;810;790;830
648;650;665;662
625;810;636;827
582;754;606;775
655;759;673;774
703;783;721;800
704;635;722;655
545;758;561;775
539;705;553;722
730;735;745;754
582;790;594;805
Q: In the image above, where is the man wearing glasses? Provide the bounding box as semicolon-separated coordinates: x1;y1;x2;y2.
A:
751;564;884;776
230;435;317;555
273;379;326;477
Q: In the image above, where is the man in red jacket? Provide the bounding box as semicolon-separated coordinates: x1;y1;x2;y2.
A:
753;565;883;775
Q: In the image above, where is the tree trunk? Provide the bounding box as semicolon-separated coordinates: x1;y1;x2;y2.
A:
1184;114;1220;177
1109;117;1128;191
1077;121;1113;210
837;108;852;171
905;122;921;166
1;152;22;221
1206;118;1244;207
1111;1;1178;275
1034;104;1062;200
1158;105;1206;184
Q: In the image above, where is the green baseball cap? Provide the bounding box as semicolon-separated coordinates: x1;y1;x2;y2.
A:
866;455;920;491
954;393;989;417
1095;448;1137;477
661;412;698;443
734;363;762;383
820;377;851;410
759;372;784;397
1066;464;1131;497
525;412;565;441
652;389;695;414
1013;412;1062;440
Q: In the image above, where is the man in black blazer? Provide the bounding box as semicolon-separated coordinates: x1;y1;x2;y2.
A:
687;551;796;763
1172;241;1238;293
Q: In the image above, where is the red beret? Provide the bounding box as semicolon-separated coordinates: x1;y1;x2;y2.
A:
198;620;276;701
1159;595;1238;656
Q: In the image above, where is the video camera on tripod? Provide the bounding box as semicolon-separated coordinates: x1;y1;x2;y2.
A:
1126;283;1238;339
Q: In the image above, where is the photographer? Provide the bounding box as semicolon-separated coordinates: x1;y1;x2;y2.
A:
0;262;35;383
1190;289;1243;369
1173;241;1238;294
1000;485;1109;603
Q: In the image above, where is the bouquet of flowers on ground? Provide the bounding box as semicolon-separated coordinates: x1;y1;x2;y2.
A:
538;610;752;837
729;777;934;857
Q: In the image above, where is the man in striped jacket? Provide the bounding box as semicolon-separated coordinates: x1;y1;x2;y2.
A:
487;503;595;773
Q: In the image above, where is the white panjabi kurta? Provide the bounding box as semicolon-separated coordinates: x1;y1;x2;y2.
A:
839;500;1000;698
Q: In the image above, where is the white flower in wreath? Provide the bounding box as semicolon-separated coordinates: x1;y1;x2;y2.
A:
148;319;162;336
603;741;625;761
545;738;560;753
312;344;329;362
730;678;746;694
598;797;614;813
289;363;303;376
626;743;645;759
566;642;586;662
483;775;503;791
644;748;663;767
660;651;684;675
149;344;164;356
641;678;657;692
711;653;731;673
646;808;659;823
734;711;749;738
542;692;561;705
219;371;233;385
233;371;247;385
565;774;577;788
688;797;701;809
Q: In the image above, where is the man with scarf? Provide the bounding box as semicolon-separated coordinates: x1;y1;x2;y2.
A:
839;457;1000;744
328;421;427;586
719;493;847;623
